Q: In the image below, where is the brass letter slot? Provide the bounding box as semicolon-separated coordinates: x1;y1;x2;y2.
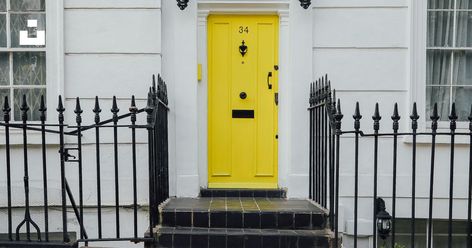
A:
232;110;254;118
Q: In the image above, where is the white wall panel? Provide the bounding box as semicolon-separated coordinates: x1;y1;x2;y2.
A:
313;0;408;8
65;54;161;98
313;8;408;48
65;9;161;53
313;48;408;91
65;0;161;9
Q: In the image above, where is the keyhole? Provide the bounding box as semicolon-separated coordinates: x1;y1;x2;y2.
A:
240;92;247;99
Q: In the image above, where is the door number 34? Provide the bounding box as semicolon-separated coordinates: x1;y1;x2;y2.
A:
238;26;249;34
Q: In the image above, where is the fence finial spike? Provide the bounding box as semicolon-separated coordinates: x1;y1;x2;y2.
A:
2;96;10;122
2;95;9;112
131;95;136;108
21;94;29;112
353;102;362;119
146;88;154;110
373;103;381;121
39;95;47;121
152;75;157;93
410;102;419;121
111;96;119;114
391;103;400;121
93;96;101;113
39;95;46;112
336;99;342;115
74;97;82;114
353;102;362;130
449;102;458;121
431;103;439;121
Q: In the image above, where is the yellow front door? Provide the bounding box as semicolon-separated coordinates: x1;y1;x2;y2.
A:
208;15;279;189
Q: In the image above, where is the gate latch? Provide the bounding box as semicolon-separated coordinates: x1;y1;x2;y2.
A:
61;148;79;162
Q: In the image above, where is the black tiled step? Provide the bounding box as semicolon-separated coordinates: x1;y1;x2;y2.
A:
155;226;333;248
200;188;287;198
160;198;328;230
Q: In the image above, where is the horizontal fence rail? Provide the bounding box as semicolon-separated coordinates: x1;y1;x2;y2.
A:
0;74;169;247
309;75;472;248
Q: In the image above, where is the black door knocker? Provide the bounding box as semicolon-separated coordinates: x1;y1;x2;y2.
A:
239;40;248;57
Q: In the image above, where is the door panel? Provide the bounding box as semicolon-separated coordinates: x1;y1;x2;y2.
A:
208;15;278;189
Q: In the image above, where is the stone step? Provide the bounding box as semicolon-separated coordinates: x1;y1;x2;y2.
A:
200;188;286;198
155;226;334;248
160;198;328;230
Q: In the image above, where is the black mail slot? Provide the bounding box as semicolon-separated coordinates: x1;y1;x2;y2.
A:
232;110;254;118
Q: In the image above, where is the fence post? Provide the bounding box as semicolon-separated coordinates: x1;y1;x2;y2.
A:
146;87;157;236
372;103;381;248
93;96;103;239
333;99;343;248
57;96;69;242
3;96;12;241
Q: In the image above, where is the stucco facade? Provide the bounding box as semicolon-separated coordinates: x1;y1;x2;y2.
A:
1;0;471;247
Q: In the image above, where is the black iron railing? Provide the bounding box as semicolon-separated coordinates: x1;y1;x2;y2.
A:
308;75;340;245
309;75;472;248
0;74;169;247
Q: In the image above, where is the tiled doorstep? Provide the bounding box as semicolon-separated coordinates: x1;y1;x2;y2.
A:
160;198;328;230
200;188;287;198
155;226;334;248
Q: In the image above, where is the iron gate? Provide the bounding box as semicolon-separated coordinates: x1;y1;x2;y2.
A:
0;75;169;247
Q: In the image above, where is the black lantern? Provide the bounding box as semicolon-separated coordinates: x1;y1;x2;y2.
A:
299;0;311;9
177;0;189;10
376;198;392;240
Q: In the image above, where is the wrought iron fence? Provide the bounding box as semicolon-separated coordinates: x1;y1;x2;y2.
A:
309;75;472;248
0;74;169;247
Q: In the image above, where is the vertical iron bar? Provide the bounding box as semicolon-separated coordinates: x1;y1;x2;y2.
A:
309;83;314;200
315;81;320;203
3;96;12;241
57;96;69;242
334;99;343;248
448;103;457;248
111;96;120;238
372;103;381;248
353;102;362;248
410;103;419;248
130;96;139;239
329;87;335;231
74;97;84;240
428;103;439;248
21;95;31;241
322;81;328;207
93;96;102;239
146;88;155;237
320;83;325;207
391;103;400;248
39;96;49;242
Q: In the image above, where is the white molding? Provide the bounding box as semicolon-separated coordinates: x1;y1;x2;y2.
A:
196;1;290;189
197;0;289;13
312;0;408;8
410;0;427;130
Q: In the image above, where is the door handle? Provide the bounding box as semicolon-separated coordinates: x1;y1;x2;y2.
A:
267;72;273;90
